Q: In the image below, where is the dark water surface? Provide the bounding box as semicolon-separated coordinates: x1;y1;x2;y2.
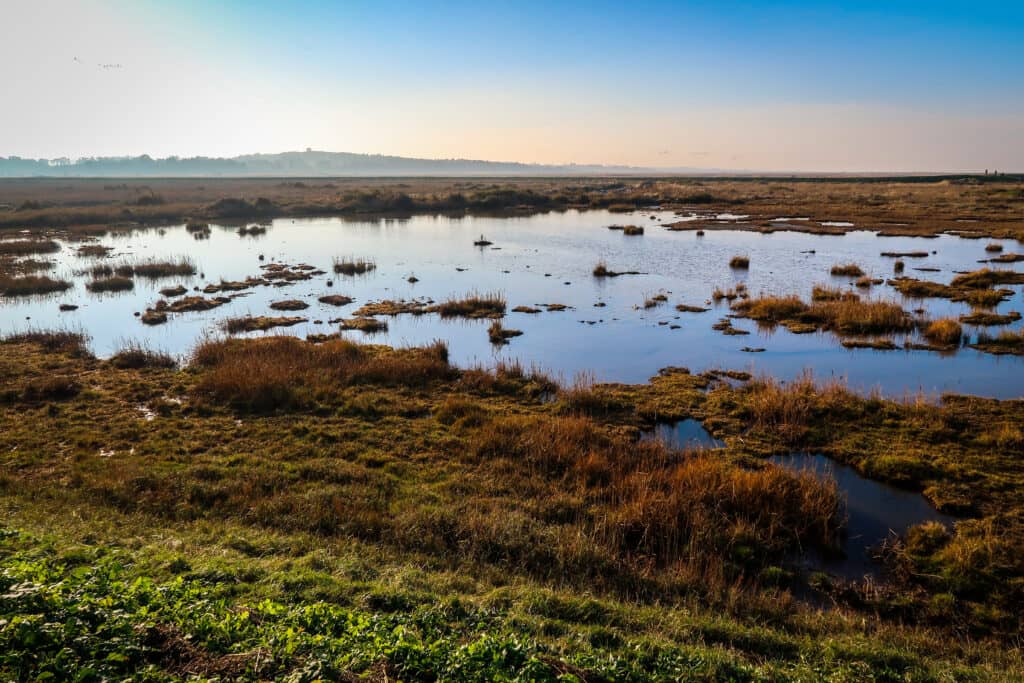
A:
769;453;959;579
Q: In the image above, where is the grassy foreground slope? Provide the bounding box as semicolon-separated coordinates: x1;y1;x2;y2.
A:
1;333;1022;680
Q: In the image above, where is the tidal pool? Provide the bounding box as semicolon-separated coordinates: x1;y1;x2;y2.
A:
2;209;1022;398
641;419;724;450
769;453;959;579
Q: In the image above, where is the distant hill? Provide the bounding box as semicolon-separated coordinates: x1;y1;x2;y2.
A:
0;150;679;177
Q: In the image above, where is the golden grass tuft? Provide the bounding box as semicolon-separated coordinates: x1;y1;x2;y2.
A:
922;318;963;346
191;336;451;411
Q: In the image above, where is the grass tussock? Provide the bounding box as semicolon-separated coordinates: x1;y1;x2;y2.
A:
340;317;388;333
269;299;310;311
592;260;640;277
733;294;912;335
811;285;859;302
830;263;865;277
109;343;177;369
223;315;307;333
922;319;963;346
487;320;522;344
86;276;134;293
0;274;72;297
433;291;506;319
109;258;196;279
191;336;451;410
0;239;60;255
972;328;1024;355
949;268;1024;289
1;330;91;356
332;257;376;276
729;255;750;269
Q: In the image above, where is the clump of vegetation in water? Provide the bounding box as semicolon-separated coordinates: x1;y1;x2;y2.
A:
971;328;1024;355
76;243;112;257
0;274;72;297
223;315;308;334
318;294;354;306
921;318;963;346
959;310;1022;326
333;257;376;275
339;316;388;333
592;260;640;277
488;320;523;344
830;263;864;277
269;299;309;311
729;255;750;269
733;294;913;336
0;239;60;255
113;258;196;279
86;276;134;293
432;291;506;319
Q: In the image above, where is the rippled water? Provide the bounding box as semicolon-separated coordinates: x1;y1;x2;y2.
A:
3;209;1022;397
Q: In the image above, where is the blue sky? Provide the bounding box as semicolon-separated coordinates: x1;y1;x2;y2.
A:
2;0;1022;170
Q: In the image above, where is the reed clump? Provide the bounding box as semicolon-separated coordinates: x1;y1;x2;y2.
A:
922;319;963;346
333;257;376;275
488;320;523;344
109;343;177;369
0;239;60;255
0;274;72;297
433;291;506;318
830;263;864;277
86;276;134;293
223;315;307;333
729;255;750;269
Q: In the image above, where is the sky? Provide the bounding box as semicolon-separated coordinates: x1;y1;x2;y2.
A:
1;0;1022;172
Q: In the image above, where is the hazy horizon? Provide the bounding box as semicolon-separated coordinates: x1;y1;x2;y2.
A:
2;1;1022;172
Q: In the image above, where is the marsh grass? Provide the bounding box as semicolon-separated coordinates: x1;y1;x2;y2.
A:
223;315;307;333
830;263;865;277
76;244;113;258
433;291;506;318
922;319;963;346
269;299;310;311
0;239;60;255
487;320;523;344
1;329;91;356
592;260;640;277
333;256;376;276
86;276;134;293
950;268;1024;289
0;274;72;297
972;329;1024;355
116;258;196;279
109;342;177;369
192;336;451;410
339;317;388;333
734;294;912;335
811;285;858;302
729;255;750;269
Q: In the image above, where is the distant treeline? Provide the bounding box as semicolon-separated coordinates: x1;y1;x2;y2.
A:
0;151;646;178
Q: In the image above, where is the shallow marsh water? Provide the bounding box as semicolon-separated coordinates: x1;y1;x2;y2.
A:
2;209;1023;397
769;453;960;579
